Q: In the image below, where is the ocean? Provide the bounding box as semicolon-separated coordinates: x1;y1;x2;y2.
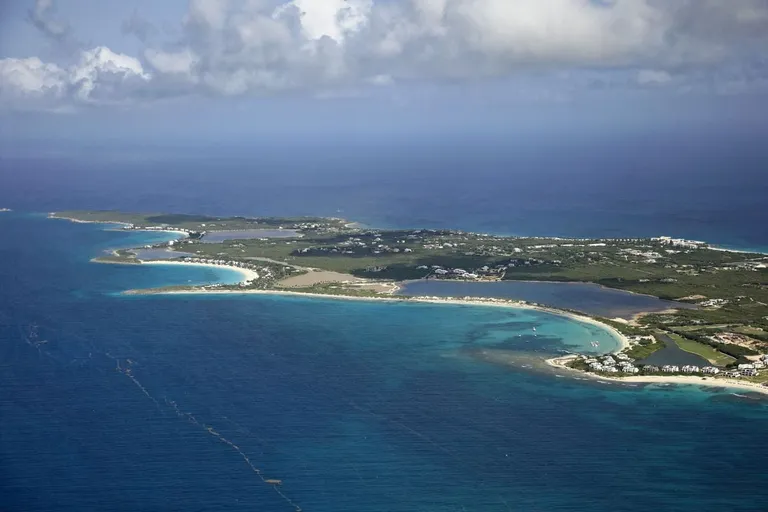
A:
1;212;767;512
2;132;768;251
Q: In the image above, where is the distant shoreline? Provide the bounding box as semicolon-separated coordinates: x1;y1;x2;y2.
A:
48;213;132;227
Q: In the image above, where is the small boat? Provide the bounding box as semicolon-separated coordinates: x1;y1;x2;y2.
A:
265;479;283;486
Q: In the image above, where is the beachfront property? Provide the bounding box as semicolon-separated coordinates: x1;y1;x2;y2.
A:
662;365;680;373
702;366;721;375
681;365;700;374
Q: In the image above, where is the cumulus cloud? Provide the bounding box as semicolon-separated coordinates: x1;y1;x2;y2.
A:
0;47;150;110
4;0;768;110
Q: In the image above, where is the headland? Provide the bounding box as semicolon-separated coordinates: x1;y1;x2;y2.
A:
51;209;768;396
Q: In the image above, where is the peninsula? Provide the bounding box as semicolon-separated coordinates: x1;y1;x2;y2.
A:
50;210;768;394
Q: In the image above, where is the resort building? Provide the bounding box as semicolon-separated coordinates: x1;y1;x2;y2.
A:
681;365;700;374
662;365;680;373
702;367;720;375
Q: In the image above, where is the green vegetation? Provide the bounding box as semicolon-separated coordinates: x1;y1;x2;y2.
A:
666;333;736;366
667;329;759;358
52;210;348;233
624;338;665;360
56;210;768;368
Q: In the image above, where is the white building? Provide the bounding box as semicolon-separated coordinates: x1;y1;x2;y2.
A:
681;365;700;374
662;365;680;373
702;367;720;375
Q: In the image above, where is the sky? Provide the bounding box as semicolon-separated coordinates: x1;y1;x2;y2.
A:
1;0;768;150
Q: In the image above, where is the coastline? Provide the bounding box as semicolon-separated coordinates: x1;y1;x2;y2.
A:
400;277;693;306
48;213;132;227
49;213;191;238
138;260;259;283
123;285;630;352
546;355;768;397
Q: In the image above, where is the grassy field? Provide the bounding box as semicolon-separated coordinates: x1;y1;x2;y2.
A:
56;210;768;354
624;339;665;360
667;333;736;366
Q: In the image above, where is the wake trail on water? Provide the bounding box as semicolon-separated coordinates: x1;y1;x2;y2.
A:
17;324;303;512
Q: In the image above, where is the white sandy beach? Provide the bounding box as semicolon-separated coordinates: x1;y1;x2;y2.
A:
139;260;260;283
546;355;768;396
134;286;629;351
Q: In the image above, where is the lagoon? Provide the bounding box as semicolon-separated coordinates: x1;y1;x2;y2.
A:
399;279;694;319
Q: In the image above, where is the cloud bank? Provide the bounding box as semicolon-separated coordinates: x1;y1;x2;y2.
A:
3;0;768;110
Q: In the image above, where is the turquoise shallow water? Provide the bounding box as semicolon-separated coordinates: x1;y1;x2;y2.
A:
1;213;767;512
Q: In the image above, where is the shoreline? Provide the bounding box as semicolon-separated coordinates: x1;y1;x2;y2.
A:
400;277;694;305
48;213;132;227
138;260;260;283
123;286;630;352
546;355;768;397
50;213;189;237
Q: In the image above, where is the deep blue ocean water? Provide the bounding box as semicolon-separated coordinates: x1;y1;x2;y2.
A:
2;133;768;251
2;213;768;512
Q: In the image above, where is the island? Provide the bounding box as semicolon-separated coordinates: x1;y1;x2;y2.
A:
49;210;768;394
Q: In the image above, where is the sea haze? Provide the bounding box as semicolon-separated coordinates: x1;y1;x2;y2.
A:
1;131;767;251
1;213;767;512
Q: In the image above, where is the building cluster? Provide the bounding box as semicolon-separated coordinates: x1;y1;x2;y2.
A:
295;232;422;257
124;224;198;235
581;353;640;374
619;248;665;264
699;298;730;308
720;259;768;272
652;236;707;249
577;354;743;377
